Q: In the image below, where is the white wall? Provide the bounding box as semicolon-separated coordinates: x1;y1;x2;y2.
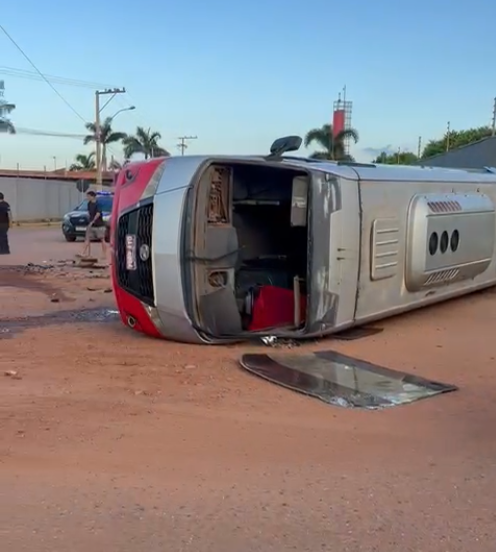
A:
0;177;84;222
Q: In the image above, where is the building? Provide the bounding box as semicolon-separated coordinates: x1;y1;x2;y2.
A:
419;136;496;169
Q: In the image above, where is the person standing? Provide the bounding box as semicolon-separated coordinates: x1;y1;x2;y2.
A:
0;192;11;255
81;190;107;259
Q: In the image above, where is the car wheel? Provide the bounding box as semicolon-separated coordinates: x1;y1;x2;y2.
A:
64;235;77;242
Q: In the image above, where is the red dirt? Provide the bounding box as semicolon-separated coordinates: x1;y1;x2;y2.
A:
1;228;496;551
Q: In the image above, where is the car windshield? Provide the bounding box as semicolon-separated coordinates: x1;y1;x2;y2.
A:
75;196;113;212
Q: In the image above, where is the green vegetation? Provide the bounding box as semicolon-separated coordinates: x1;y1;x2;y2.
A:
84;117;127;170
69;152;96;171
372;151;419;165
421;126;492;159
372;125;493;165
122;127;169;159
70;120;170;171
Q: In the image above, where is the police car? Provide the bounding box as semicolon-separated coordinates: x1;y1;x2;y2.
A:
61;191;113;242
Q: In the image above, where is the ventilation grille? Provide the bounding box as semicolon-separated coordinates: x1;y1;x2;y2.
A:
116;203;154;305
423;268;459;287
427;200;462;213
370;218;400;281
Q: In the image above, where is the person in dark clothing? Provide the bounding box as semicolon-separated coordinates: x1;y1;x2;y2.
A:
81;190;107;259
0;192;11;255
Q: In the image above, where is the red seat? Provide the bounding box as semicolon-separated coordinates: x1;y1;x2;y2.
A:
248;285;307;331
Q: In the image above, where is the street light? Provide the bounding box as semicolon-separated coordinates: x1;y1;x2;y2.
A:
97;105;136;185
109;105;135;123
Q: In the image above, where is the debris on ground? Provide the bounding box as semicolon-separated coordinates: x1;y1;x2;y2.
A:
74;257;99;268
25;262;55;271
259;336;301;348
4;370;22;380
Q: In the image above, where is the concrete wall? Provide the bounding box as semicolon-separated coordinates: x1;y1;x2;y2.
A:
0;177;84;222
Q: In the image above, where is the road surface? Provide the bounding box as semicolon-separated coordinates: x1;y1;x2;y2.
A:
1;227;495;551
5;225;99;265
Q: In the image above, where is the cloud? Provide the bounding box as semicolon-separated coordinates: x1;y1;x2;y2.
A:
361;145;396;157
353;145;396;162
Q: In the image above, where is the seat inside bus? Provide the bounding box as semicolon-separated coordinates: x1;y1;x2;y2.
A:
193;162;310;336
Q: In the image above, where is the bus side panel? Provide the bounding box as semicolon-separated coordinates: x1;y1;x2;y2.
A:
354;179;496;323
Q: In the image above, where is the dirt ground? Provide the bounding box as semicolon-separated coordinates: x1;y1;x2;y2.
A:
1;227;496;552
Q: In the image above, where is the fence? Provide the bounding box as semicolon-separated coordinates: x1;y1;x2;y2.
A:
0;176;84;222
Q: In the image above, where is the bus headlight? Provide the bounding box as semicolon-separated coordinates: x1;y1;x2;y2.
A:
140;161;167;201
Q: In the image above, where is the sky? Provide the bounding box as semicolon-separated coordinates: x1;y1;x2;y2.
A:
0;0;495;169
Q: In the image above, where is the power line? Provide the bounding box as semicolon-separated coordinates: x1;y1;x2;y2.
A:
0;24;87;123
0;65;165;146
0;66;116;90
0;67;125;160
4;126;124;164
15;127;87;139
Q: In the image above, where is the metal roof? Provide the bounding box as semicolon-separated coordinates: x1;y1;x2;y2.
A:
131;154;496;186
280;157;496;184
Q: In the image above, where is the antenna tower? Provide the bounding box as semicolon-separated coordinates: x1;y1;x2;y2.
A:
332;85;353;157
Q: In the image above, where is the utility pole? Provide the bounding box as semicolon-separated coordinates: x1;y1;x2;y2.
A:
417;136;422;158
492;97;496;136
446;121;451;152
95;87;126;189
396;147;401;164
177;135;198;156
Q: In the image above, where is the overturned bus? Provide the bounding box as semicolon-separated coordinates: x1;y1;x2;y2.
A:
110;136;496;344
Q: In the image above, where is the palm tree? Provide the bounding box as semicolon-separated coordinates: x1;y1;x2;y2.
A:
304;123;359;161
69;152;96;171
84;117;127;171
122;126;170;160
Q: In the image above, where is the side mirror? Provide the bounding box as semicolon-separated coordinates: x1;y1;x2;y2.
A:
269;135;302;157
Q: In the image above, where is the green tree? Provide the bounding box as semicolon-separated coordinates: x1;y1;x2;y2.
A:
421;126;492;159
69;152;96;171
304;123;359;161
84;117;127;171
122;126;170;159
373;151;419;165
